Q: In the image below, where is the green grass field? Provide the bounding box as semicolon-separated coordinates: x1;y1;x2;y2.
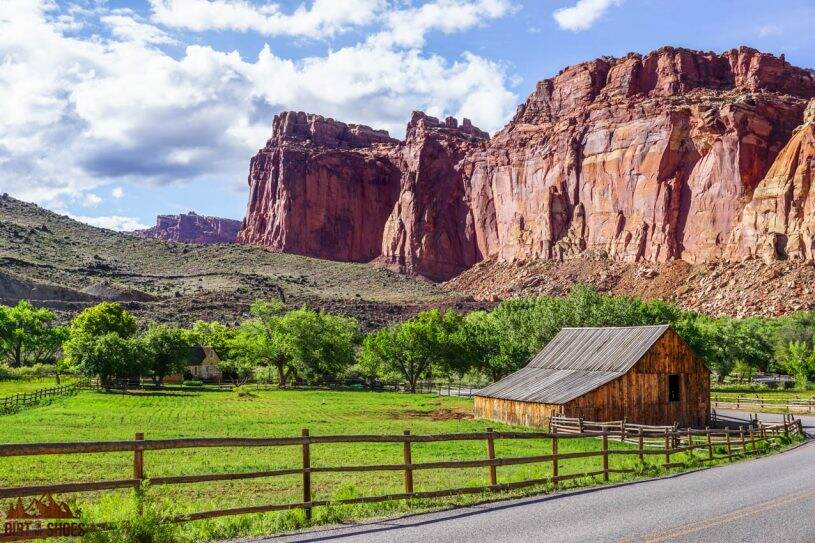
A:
0;389;786;542
0;377;77;396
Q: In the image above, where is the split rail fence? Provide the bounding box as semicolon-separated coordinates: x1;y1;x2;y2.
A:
712;395;815;413
0;381;99;415
0;417;803;541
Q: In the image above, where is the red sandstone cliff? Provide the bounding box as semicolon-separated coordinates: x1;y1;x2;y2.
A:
237;111;402;262
238;47;815;281
133;212;241;244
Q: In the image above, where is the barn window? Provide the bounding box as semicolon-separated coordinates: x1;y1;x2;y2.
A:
668;374;680;402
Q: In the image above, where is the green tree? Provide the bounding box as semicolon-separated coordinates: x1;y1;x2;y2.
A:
227;300;289;385
459;311;521;381
141;324;195;387
277;308;359;384
189;320;234;360
778;341;815;389
63;302;139;389
71;333;143;390
0;301;65;367
360;310;463;392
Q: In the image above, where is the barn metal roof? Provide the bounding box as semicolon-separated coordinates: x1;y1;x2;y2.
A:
476;325;670;404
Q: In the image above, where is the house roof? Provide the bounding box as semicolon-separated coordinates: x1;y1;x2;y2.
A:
476;325;670;404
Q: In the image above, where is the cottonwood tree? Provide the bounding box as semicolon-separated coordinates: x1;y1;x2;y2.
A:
360;309;464;392
63;302;139;389
141;324;195;387
0;301;67;368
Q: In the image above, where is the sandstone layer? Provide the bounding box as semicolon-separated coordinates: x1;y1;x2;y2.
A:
133;212;241;244
238;47;815;282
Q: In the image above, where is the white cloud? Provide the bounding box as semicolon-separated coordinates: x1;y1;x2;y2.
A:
0;0;518;212
111;187;124;198
374;0;514;48
553;0;622;31
758;24;782;37
149;0;385;37
102;14;177;45
82;193;103;207
69;214;150;231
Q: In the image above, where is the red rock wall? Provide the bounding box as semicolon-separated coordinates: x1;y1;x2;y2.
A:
238;47;815;280
237;112;402;262
133;212;241;244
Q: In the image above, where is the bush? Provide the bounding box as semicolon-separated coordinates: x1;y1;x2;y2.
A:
80;485;178;543
181;380;203;388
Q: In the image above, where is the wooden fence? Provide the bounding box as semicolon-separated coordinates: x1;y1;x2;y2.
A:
712;395;815;413
0;384;80;415
0;417;803;541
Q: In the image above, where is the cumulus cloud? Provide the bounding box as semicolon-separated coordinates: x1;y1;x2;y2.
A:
149;0;385;37
553;0;622;31
111;187;124;198
374;0;514;48
0;0;518;218
69;214;150;231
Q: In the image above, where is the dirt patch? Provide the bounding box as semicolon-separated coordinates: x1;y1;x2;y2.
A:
393;408;474;421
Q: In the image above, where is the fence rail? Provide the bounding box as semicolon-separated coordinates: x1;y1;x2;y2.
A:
1;383;78;415
712;395;815;413
0;416;803;541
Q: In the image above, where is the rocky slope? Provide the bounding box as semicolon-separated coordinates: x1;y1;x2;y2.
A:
0;195;469;328
238;47;815;288
133;212;241;244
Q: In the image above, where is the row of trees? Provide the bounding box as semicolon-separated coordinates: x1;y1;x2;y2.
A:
2;285;815;390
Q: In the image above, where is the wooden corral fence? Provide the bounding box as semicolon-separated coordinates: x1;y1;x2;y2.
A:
712;395;815;413
550;414;802;449
0;381;95;415
0;418;803;541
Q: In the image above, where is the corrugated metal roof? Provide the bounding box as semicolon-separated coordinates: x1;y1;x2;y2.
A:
477;325;669;404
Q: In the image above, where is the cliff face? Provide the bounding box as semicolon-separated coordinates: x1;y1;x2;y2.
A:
133;212;241;244
236;111;402;262
379;112;489;280
238;47;815;280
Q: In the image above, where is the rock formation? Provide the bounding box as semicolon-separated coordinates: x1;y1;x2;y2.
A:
237;111;402;262
238;47;815;281
133;212;241;244
379;112;489;280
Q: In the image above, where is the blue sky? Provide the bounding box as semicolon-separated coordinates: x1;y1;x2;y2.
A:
1;0;814;230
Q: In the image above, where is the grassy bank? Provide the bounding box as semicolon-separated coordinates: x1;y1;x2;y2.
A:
0;389;796;541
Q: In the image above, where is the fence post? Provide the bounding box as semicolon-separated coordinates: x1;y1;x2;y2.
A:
552;426;559;489
725;427;732;460
664;429;671;466
403;430;414;495
602;428;609;482
686;428;693;457
706;427;713;460
134;432;145;514
578;417;584;434
739;427;746;456
486;428;497;487
749;426;756;452
638;428;644;463
302;429;312;521
784;416;790;438
620;418;626;443
133;432;145;486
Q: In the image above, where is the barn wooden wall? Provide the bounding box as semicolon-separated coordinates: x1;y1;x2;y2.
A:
563;329;710;427
473;396;562;428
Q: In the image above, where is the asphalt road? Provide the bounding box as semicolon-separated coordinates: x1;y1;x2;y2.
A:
247;411;815;543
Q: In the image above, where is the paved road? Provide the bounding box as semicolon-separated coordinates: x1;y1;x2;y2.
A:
248;412;815;543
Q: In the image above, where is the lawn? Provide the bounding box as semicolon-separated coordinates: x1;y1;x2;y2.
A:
0;389;772;542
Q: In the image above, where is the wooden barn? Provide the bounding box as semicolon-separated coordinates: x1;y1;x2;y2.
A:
474;325;710;428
